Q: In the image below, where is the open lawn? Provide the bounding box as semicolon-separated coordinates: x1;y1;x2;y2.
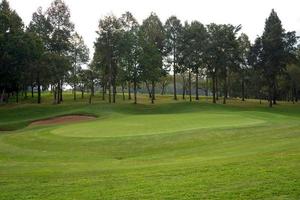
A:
0;94;300;199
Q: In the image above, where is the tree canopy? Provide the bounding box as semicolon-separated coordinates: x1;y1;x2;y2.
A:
0;1;299;106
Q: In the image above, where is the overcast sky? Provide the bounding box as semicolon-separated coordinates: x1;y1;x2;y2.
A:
7;0;300;59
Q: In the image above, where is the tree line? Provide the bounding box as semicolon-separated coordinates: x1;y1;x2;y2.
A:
1;0;299;107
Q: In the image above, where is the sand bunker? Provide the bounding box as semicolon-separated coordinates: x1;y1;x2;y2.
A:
30;115;96;126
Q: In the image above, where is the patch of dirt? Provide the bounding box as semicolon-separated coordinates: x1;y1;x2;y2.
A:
30;115;96;126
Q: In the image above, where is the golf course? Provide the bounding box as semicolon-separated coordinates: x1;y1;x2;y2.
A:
0;94;299;199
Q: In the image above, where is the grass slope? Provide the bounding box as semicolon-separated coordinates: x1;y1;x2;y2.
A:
0;94;300;199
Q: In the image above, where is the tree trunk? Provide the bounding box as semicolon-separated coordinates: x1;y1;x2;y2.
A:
242;78;245;101
260;98;262;104
31;85;34;98
53;86;57;104
109;58;112;103
37;83;41;104
134;78;137;104
113;82;116;104
56;85;59;104
59;81;63;103
216;75;219;101
292;88;295;104
272;79;277;105
296;87;298;102
81;89;84;99
22;85;26;99
122;84;125;101
0;89;5;103
151;81;155;104
223;69;227;104
173;68;177;100
182;75;186;100
89;93;92;104
206;77;209;102
195;68;199;101
91;82;95;97
173;47;177;100
269;84;273;108
16;87;19;103
102;84;106;100
161;82;166;95
24;87;28;99
108;83;111;103
272;83;277;105
37;72;41;104
56;84;60;104
189;70;192;102
293;85;297;103
212;72;216;104
145;81;152;99
227;70;231;98
128;82;131;100
73;83;76;101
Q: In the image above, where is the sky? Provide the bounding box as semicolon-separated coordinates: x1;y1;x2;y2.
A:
7;0;300;59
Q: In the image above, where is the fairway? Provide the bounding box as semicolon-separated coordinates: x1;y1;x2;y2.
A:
0;96;300;199
53;112;265;137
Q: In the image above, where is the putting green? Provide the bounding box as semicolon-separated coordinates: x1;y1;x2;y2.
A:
52;112;266;137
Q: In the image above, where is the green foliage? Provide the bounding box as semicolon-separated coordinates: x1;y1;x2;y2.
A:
46;0;74;55
28;7;52;50
165;16;183;74
69;32;89;93
1;3;300;106
262;9;286;82
0;0;24;97
249;9;298;106
118;12;140;83
139;12;166;83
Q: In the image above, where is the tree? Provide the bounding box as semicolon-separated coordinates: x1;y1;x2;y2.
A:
0;0;24;103
248;37;266;102
286;64;300;103
70;32;89;100
205;23;241;104
206;23;221;103
219;24;241;104
47;0;74;104
91;48;107;101
139;13;166;104
187;21;208;101
158;74;172;95
94;14;122;103
28;7;52;103
165;16;183;100
83;68;97;104
28;7;52;51
238;33;251;101
179;21;193;102
22;31;44;103
119;11;140;103
261;9;297;107
41;52;71;104
77;68;88;99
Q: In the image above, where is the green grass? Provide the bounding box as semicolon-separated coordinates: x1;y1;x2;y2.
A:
0;94;300;199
